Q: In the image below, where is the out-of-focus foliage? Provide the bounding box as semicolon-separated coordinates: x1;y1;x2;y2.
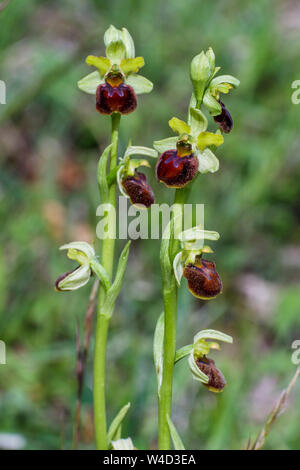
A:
0;0;300;450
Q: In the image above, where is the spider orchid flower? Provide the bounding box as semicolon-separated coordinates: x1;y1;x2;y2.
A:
175;329;233;393
78;25;153;115
173;226;222;299
117;145;157;208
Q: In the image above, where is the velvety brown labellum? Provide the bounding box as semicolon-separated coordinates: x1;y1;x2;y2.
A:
155;149;199;188
214;101;233;133
196;356;226;392
122;171;154;208
96;79;137;115
183;257;222;299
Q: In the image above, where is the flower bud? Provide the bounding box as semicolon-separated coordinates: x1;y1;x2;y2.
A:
195;356;226;392
121;171;154;208
183;256;222;299
213;101;233;133
155;140;198;188
96;71;137;115
190;51;211;103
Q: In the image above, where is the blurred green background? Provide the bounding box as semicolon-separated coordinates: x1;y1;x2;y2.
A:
1;0;300;450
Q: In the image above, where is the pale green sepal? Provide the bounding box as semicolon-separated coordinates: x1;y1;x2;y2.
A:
126;74;153;94
104;25;126;64
107;403;131;443
188;106;208;136
122;28;135;58
190;51;211;103
77;71;103;95
174;344;193;363
111;438;135;450
57;264;91;291
196;148;220;174
193;329;233;345
124;146;158;159
203;90;222;116
178;227;220;243
168;117;190;135
210;74;240;89
205;47;215;72
188;351;209;383
173;251;184;286
153;137;178;154
90;260;111;292
167;415;185;450
117;165;130;199
60;241;95;260
153;312;164;396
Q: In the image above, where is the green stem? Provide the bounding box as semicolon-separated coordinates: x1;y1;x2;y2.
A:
93;112;121;450
158;186;192;450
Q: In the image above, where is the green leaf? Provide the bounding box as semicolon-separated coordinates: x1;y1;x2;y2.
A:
196;148;219;174
153;137;178;154
97;144;112;203
153;312;164;396
167;415;185;450
102;241;131;318
107;403;131;443
120;57;145;74
197;131;224;151
77;71;103;95
126;74;153;94
168;117;190;135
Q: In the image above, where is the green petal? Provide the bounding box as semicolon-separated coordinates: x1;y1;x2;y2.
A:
168;117;190;135
203;89;222;116
121;28;135;58
153;137;178;154
197;148;220;174
120;57;144;74
173;251;184;286
125;74;153;94
77;71;103;95
188;106;208;136
197;131;224;151
85;56;111;76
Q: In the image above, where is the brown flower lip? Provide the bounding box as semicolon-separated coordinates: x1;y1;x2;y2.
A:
214;101;233;133
96;73;137;115
155;147;199;188
183;257;222;299
196;356;226;392
122;171;154;208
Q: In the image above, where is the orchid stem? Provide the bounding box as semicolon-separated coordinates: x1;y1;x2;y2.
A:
158;186;191;449
94;112;121;450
